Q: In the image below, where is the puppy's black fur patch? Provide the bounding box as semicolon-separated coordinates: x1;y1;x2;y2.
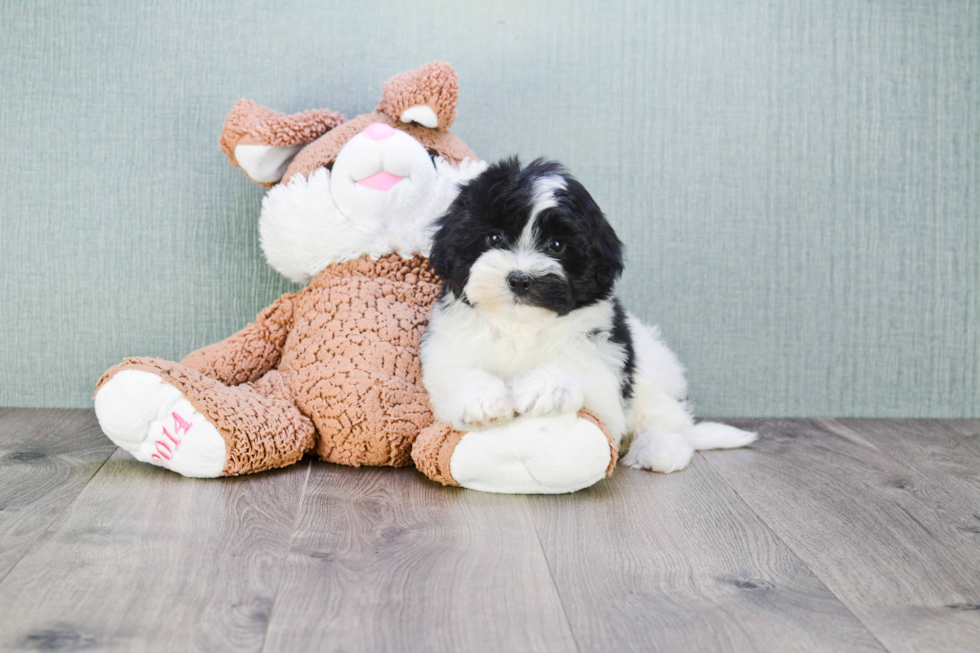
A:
609;298;636;399
430;158;624;313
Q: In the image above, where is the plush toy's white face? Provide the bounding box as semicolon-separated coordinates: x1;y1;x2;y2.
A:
258;124;486;284
330;123;440;226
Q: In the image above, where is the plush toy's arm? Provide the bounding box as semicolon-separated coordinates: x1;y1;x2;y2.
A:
181;293;297;386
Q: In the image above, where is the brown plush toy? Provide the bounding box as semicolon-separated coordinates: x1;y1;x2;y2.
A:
94;62;618;494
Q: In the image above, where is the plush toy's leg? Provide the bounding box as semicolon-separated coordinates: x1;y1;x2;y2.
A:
411;410;617;494
311;368;435;468
95;357;315;477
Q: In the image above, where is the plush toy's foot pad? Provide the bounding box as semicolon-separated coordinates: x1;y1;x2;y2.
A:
95;370;227;478
412;410;617;494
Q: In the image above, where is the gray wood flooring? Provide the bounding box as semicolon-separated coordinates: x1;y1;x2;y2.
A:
0;409;977;652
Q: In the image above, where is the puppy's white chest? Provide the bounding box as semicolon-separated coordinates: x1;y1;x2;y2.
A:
463;317;596;382
480;328;571;379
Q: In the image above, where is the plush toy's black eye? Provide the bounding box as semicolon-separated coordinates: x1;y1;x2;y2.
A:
547;238;565;254
486;231;504;247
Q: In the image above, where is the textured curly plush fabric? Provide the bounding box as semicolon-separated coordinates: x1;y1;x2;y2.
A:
219;62;476;188
279;254;440;467
219;100;346;175
411;421;465;486
377;61;458;130
578;409;619;476
98;254;441;475
181;293;297;386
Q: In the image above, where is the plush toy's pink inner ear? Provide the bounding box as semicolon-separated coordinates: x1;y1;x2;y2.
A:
234;143;305;183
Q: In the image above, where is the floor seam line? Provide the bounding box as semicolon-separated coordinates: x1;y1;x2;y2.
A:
699;448;892;652
0;443;118;588
259;458;313;653
524;494;584;653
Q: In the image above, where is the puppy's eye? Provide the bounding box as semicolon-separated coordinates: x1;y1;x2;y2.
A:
486;231;504;247
547;239;565;254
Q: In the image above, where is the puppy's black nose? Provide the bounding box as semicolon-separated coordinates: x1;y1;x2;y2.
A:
507;271;533;294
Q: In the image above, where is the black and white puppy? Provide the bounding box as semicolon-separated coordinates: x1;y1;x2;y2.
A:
421;158;755;473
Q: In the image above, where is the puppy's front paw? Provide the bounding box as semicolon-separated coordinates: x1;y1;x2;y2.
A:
452;378;514;430
512;367;584;417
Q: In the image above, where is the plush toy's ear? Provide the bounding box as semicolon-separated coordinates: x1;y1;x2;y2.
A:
219;100;346;186
377;61;459;131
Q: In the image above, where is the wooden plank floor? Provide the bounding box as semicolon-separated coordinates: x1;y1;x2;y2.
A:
0;410;977;652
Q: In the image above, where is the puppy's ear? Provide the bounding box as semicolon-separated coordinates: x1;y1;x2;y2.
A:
220;100;346;186
428;207;458;282
560;175;624;289
587;204;624;288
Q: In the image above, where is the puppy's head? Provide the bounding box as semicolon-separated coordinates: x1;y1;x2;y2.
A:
430;158;623;321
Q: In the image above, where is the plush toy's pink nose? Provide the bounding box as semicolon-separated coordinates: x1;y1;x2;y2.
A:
364;122;397;141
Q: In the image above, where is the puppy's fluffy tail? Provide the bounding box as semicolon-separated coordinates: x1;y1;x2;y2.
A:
690;422;757;451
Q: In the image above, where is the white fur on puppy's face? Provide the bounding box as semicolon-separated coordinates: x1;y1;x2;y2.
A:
464;247;563;323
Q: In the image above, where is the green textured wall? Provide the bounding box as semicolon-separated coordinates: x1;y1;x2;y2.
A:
1;0;977;416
